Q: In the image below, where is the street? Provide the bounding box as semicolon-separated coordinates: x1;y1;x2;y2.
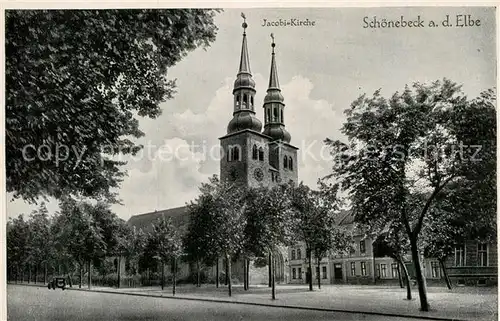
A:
8;285;427;321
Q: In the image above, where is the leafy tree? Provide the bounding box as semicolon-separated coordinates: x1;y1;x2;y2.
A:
6;215;30;283
324;79;496;311
56;198;107;289
189;175;246;297
372;222;412;299
149;217;183;294
291;183;350;290
6;9;220;202
245;184;295;299
26;203;54;284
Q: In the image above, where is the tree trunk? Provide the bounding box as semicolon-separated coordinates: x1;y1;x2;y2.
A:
410;239;428;311
225;258;228;286
87;260;92;290
243;258;247;291
439;259;452;290
15;264;19;284
161;261;165;291
117;256;121;289
271;252;276;300
79;264;83;288
268;253;272;287
44;263;48;285
215;258;219;288
397;263;404;288
173;257;177;296
34;264;38;284
246;259;250;289
226;254;232;297
28;264;31;284
308;249;313;291
197;259;201;287
317;257;321;290
399;261;412;300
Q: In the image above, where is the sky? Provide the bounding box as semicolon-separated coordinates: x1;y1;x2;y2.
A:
6;6;496;221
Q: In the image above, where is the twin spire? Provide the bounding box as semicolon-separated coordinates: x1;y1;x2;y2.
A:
228;14;291;143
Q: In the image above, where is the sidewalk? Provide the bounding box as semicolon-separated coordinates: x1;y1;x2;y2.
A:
12;282;497;321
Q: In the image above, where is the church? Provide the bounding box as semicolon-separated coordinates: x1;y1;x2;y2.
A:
127;17;298;285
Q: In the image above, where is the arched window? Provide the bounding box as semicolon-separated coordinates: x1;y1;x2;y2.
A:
243;94;248;108
289;157;293;170
250;96;254;107
273;107;278;121
266;108;271;122
283;155;288;169
227;147;233;162
233;146;240;161
297;249;302;260
252;144;258;160
236;95;241;108
281;110;284;123
258;147;264;161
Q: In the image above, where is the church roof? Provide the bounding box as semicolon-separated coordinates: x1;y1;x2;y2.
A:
127;206;190;234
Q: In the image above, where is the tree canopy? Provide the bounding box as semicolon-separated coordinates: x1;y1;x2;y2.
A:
6;9;220;202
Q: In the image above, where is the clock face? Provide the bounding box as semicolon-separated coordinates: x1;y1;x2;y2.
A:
253;168;264;181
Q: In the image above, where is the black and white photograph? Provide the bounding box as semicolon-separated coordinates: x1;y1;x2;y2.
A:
2;4;497;321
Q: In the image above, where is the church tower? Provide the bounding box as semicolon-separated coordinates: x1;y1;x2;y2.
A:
220;18;298;188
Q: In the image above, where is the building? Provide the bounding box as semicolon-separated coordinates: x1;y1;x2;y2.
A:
288;210;497;286
127;18;297;285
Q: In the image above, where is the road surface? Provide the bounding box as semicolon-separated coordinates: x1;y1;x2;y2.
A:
7;285;435;321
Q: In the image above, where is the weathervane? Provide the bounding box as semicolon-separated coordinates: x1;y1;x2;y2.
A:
270;33;276;52
241;12;247;33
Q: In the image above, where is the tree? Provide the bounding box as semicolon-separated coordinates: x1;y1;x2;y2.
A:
291;183;350;291
149;217;183;294
189;175;246;297
245;184;295;299
26;203;54;284
6;215;30;283
56;198;107;289
372;223;412;299
324;80;496;311
6;9;220;202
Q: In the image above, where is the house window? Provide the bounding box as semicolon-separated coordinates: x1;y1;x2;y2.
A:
360;240;366;254
322;266;327;279
298;268;302;279
431;261;439;278
361;262;367;276
350;262;356;276
291;250;296;260
292;268;296;279
252;145;258;160
284;156;288;169
316;266;320;279
297;249;301;260
380;264;387;277
258;147;264;161
478;243;488;267
376;264;380;278
454;244;465;267
391;263;398;278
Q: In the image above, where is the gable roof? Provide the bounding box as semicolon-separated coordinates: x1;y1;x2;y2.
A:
336;209;354;226
127;206;190;234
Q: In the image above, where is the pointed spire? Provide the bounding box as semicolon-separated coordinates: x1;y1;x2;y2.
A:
268;33;280;90
238;13;251;75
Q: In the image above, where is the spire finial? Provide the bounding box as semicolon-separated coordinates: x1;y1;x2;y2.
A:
241;12;247;34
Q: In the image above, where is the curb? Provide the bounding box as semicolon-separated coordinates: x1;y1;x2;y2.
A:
9;283;471;321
